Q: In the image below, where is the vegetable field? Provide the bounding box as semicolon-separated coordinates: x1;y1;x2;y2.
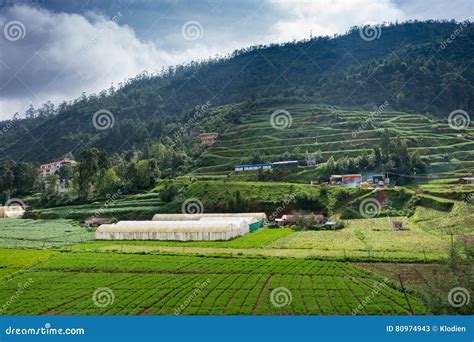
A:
0;252;423;315
0;219;94;248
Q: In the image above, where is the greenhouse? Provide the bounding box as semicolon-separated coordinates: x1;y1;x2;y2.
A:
95;220;248;241
152;212;267;221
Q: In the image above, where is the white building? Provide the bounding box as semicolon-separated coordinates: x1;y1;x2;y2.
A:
40;158;77;177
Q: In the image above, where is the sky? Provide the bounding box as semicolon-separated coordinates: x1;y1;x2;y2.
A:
0;0;472;120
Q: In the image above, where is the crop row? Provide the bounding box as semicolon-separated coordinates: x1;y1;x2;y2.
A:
0;252;424;315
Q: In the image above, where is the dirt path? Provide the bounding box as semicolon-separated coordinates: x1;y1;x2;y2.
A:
252;275;273;315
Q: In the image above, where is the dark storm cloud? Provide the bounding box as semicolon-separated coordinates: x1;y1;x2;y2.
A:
0;0;471;119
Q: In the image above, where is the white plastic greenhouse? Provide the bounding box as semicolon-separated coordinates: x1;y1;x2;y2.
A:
95;220;247;241
151;212;267;221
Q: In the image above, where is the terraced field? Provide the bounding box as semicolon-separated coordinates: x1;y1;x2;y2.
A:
195;104;474;176
0;252;423;315
27;193;164;221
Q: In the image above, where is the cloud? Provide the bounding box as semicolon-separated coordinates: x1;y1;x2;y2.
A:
0;4;221;119
0;1;471;120
269;0;406;42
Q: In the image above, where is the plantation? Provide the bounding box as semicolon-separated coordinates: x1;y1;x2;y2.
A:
26;193;164;221
0;248;54;278
0;252;423;315
0;219;94;248
269;217;451;261
194;104;473;178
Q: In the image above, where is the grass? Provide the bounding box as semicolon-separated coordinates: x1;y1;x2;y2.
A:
410;203;473;235
71;228;293;250
357;262;474;315
0;251;424;315
0;248;55;279
0;218;94;248
68;212;464;262
269;217;451;261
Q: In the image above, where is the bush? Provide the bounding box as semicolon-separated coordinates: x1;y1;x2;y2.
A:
160;182;178;203
293;211;315;230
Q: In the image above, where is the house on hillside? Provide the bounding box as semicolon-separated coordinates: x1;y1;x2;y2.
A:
40;158;77;193
459;177;474;184
330;174;363;187
342;174;362;186
40;158;77;177
330;175;343;184
198;132;219;145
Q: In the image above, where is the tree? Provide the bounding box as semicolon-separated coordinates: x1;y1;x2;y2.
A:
76;148;109;201
96;168;121;197
57;166;74;189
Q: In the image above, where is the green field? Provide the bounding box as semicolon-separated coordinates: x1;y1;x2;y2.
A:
0;248;55;279
0;252;423;315
194;104;474;176
0;182;471;316
65;203;469;262
0;219;94;248
269;217;450;261
72;227;293;250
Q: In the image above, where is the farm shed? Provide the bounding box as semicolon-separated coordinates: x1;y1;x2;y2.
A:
459;177;474;184
96;221;247;241
0;206;25;218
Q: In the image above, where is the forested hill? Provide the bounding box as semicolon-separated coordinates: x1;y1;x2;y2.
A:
1;20;473;163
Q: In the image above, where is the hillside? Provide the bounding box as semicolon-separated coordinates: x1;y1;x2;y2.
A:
0;21;473;163
193;103;474;177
